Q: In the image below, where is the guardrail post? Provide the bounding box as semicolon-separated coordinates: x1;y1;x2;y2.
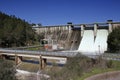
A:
15;54;22;66
0;54;6;59
15;54;18;66
42;58;47;69
39;55;42;70
39;55;47;70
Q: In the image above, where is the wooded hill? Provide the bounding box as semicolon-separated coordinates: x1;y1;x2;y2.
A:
0;12;37;47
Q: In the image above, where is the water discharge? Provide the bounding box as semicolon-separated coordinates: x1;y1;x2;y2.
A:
94;30;108;53
78;29;108;54
78;30;94;53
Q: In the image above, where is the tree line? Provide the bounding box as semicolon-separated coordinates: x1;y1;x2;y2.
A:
0;12;38;47
107;26;120;52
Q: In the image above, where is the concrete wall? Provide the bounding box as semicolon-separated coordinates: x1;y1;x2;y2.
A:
33;22;120;51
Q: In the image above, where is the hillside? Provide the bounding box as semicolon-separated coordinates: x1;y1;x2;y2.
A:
0;12;37;47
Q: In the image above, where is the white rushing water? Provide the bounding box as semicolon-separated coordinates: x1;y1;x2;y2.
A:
94;30;108;54
16;69;50;80
78;30;94;53
78;29;108;55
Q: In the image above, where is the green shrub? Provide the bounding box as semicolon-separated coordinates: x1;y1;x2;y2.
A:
106;60;113;68
0;59;17;80
48;54;115;80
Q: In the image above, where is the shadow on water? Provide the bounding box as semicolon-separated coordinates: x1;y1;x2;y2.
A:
7;57;64;67
22;59;65;67
22;59;39;64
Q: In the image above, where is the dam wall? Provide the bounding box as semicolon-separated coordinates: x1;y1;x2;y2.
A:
32;21;120;53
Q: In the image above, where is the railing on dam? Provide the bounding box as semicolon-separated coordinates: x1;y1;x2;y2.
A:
32;21;120;29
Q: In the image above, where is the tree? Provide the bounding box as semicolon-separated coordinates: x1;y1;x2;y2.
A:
0;12;38;47
107;26;120;52
0;59;17;80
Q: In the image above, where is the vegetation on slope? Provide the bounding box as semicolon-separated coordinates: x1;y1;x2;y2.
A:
0;59;17;80
0;12;38;47
17;62;40;72
107;26;120;52
47;54;120;80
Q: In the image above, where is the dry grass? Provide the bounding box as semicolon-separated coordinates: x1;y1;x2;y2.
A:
17;62;40;72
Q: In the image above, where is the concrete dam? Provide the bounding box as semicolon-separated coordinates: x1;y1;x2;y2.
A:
33;20;120;54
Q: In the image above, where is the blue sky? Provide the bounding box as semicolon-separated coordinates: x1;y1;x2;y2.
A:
0;0;120;25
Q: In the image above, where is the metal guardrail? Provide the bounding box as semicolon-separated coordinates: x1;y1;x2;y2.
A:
102;53;120;60
0;48;120;59
0;48;78;57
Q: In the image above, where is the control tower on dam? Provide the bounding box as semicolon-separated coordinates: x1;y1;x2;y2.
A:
32;20;120;54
